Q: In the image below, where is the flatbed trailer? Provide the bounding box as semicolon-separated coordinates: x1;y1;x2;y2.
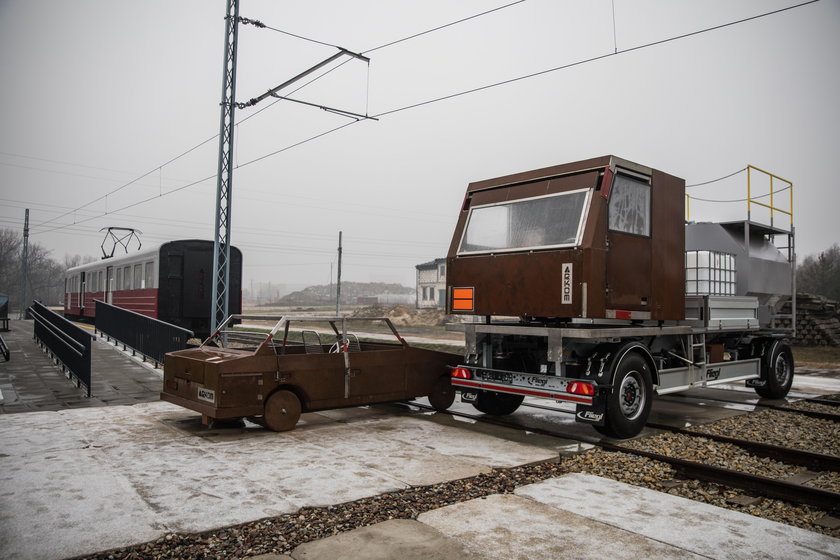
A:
445;156;795;438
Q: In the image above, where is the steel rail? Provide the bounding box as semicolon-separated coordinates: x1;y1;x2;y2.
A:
519;401;840;470
805;397;840;408
645;423;840;472
660;392;840;423
757;404;840;423
404;401;840;511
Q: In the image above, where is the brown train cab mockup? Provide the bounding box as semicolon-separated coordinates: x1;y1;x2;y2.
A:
446;155;685;321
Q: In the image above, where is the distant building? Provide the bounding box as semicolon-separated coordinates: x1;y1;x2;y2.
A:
416;258;446;309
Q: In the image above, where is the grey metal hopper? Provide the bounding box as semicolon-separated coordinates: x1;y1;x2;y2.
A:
685;220;793;327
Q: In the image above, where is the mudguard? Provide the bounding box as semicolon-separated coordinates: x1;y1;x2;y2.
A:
574;341;655;426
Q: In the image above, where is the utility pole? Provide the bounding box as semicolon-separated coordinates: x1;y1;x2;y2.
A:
335;231;342;316
19;209;29;318
210;0;240;332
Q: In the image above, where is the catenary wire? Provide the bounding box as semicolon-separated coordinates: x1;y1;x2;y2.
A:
243;1;527;56
371;0;820;118
25;1;817;236
234;1;525;113
361;0;527;54
688;185;791;204
686;167;747;188
31;134;218;231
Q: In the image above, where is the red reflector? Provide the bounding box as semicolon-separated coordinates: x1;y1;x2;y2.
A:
567;381;595;396
452;367;472;379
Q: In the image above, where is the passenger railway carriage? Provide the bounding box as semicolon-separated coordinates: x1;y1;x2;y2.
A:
64;239;242;335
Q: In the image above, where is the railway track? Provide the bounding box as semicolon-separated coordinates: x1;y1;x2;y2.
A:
661;392;840;422
406;400;840;512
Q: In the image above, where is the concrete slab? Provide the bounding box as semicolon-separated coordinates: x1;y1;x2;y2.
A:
285;419;491;487
515;473;840;559
0;400;561;559
649;395;750;427
290;519;486;560
294;414;558;474
418;492;704;559
402;408;584;462
0;447;162;560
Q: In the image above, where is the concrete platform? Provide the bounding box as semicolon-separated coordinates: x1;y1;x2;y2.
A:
514;474;840;559
2;317;839;559
0;319;161;412
0;400;564;560
265;474;840;559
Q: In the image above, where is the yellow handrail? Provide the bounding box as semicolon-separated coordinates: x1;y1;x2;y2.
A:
747;164;793;226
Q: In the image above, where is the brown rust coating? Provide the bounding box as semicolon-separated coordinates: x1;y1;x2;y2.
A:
446;155;685;320
161;340;458;423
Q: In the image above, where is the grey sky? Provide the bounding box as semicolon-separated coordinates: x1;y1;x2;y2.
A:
1;0;837;290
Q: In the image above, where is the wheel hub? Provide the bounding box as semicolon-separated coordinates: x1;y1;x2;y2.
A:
774;353;790;385
619;374;643;418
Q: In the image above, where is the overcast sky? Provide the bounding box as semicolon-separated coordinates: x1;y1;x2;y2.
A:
1;0;837;291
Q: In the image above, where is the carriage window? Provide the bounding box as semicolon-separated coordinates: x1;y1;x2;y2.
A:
459;188;590;254
144;261;155;289
123;266;132;289
608;174;651;237
116;268;123;291
134;264;143;289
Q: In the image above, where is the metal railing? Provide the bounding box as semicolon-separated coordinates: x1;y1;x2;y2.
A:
747;164;793;228
29;301;92;397
94;300;194;367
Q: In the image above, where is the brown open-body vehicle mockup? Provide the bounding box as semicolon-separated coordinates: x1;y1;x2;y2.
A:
160;315;458;431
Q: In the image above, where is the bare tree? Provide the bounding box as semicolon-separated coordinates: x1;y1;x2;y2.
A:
0;229;22;300
0;227;68;311
797;243;840;302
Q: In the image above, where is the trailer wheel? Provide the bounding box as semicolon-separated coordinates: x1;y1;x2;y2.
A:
595;352;652;439
472;391;525;416
754;341;794;399
264;389;301;432
428;375;456;412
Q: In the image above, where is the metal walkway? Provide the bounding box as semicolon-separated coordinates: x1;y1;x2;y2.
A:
0;319;162;413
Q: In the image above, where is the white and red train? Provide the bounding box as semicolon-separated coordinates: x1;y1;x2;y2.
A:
64;239;242;335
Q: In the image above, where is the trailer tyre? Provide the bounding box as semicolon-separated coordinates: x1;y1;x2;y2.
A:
472;391;525;416
754;342;794;399
428;375;456;412
264;389;302;432
595;352;652;439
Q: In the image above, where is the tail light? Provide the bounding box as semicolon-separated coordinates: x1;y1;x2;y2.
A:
451;367;472;379
567;381;595;396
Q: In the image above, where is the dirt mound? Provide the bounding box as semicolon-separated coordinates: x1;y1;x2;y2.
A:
351;305;447;326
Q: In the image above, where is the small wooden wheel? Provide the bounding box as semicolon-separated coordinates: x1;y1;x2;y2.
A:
264;390;302;432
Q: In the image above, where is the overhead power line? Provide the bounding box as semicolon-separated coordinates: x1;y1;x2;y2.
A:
25;0;818;237
361;0;527;54
21;1;537;235
31;134;218;231
242;0;527;55
686;167;747;188
372;0;820;118
34;173;216;235
688;185;791;204
240;1;820;164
